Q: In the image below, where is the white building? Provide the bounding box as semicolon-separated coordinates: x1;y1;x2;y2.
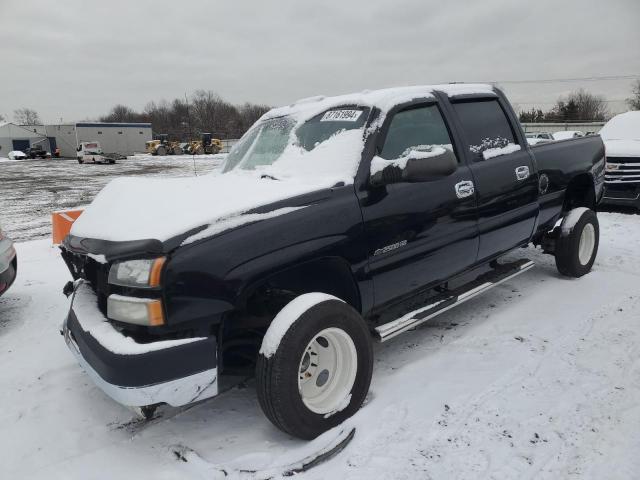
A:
0;122;51;156
14;122;153;158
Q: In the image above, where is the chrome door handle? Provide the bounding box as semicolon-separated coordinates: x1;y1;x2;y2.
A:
515;166;530;181
455;180;475;199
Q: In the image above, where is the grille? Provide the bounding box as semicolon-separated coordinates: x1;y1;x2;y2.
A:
62;250;111;315
605;157;640;184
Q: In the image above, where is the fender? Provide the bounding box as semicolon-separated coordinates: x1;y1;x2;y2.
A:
228;245;364;315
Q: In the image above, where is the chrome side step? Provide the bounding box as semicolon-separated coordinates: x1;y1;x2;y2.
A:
375;259;535;342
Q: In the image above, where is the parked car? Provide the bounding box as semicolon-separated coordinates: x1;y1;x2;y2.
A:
0;222;17;297
26;144;50;159
60;84;605;440
599;111;640;209
553;130;585;140
526;132;554;140
7;151;27;160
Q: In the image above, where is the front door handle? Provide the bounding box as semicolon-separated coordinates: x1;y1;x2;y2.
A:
455;180;475;199
515;166;530;181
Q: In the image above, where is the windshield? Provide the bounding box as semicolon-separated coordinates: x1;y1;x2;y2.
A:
222;107;369;182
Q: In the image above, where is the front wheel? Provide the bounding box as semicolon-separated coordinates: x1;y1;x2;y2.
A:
555;208;599;277
256;294;373;440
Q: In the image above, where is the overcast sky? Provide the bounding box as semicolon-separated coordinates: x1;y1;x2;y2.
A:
1;0;638;124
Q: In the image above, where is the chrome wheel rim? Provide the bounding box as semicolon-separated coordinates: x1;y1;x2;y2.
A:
297;327;357;415
578;223;595;266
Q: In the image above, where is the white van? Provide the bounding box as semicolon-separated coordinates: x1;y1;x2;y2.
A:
77;142;115;164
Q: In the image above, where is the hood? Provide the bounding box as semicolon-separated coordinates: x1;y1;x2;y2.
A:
70;171;335;244
604;139;640;158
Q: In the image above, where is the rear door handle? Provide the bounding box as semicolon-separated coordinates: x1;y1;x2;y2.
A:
455;180;475;199
515;166;530;181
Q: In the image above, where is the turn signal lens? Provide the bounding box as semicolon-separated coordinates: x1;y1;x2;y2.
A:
107;295;165;326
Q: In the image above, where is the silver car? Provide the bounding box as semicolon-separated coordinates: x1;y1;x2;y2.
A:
0;222;17;296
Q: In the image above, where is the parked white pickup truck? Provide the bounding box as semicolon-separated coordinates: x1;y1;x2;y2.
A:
77;142;116;165
600;111;640;209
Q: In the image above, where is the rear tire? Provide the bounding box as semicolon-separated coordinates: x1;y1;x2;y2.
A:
555;208;599;277
256;296;373;440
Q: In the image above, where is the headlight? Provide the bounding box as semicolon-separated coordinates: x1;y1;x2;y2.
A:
108;257;166;288
107;295;165;326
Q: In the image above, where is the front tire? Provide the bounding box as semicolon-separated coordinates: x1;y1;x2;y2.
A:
555;208;599;277
256;296;373;440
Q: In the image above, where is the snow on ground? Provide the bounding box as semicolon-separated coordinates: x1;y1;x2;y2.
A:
0;155;223;242
0;211;639;479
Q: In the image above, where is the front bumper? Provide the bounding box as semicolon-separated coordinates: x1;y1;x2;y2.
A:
63;282;218;407
601;184;640;209
0;240;17;296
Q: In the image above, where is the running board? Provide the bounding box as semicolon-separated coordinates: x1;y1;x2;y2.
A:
375;259;535;342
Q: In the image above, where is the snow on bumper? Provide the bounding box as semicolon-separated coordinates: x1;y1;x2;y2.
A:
63;283;218;407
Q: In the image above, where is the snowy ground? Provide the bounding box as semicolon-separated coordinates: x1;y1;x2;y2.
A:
0;154;224;242
0;211;639;479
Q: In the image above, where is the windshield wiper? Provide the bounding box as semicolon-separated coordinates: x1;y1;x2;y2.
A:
260;174;280;181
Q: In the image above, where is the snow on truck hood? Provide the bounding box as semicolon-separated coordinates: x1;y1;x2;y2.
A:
604;139;640;157
70;172;328;243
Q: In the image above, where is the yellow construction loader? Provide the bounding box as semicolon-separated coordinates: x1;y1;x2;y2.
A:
145;135;182;156
184;134;223;155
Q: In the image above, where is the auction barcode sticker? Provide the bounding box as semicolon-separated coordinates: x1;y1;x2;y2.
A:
320;109;363;122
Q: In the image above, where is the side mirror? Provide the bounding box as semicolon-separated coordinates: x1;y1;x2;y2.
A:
370;148;458;186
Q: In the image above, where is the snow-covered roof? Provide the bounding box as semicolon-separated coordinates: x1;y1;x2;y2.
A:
262;83;496;121
0;121;47;136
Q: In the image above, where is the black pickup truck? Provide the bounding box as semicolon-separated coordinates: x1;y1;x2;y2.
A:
60;84;605;440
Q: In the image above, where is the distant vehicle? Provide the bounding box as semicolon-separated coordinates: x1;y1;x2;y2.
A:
146;134;182;156
553;130;585;141
526;132;554;140
77;142;116;164
599;111;640;209
26;144;50;159
0;221;17;297
7;151;27;160
185;134;223;155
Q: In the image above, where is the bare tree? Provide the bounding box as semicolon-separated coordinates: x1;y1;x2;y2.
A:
99;104;142;123
546;89;608;122
627;80;640;111
14;108;42;125
518;108;545;123
99;91;271;140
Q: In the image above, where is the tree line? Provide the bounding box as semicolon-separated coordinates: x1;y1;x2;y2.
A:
518;84;639;123
98;90;270;140
4;81;640;133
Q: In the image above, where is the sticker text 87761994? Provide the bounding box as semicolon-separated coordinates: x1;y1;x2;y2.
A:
320;110;363;122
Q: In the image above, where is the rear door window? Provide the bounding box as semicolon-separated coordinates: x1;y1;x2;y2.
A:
452;99;518;158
